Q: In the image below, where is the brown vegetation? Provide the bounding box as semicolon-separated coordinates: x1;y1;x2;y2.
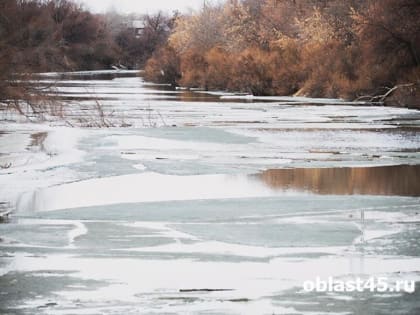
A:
257;165;420;196
0;0;174;114
1;0;418;111
113;12;176;69
145;0;420;107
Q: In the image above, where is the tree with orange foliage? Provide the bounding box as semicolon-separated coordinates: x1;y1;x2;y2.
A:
144;0;419;106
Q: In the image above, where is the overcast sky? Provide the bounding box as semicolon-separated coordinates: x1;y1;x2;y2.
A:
77;0;205;14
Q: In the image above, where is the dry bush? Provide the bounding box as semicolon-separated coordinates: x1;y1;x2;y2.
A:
0;0;124;117
169;4;225;54
144;46;180;86
296;41;361;98
385;67;420;108
204;47;233;90
143;0;419;105
269;39;303;95
113;12;175;69
350;0;420;98
228;47;274;95
178;51;208;88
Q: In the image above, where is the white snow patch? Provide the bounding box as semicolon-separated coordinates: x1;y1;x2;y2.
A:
23;172;281;212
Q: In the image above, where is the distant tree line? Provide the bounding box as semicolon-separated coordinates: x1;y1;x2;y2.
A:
0;0;174;110
145;0;420;107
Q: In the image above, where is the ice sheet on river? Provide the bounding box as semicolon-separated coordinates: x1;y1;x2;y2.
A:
1;71;419;315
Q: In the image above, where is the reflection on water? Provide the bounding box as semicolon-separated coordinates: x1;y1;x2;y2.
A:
257;165;420;196
39;71;295;103
36;71;140;81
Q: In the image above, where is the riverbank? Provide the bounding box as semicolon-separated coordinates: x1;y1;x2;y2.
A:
145;0;419;109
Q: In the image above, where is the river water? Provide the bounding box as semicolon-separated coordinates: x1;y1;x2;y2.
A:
0;71;420;314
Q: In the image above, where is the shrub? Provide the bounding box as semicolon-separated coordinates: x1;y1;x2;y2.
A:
144;46;181;86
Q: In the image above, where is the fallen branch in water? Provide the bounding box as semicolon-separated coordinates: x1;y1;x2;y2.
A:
179;288;234;293
355;83;415;103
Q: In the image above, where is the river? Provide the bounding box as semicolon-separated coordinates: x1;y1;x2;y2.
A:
0;70;420;314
